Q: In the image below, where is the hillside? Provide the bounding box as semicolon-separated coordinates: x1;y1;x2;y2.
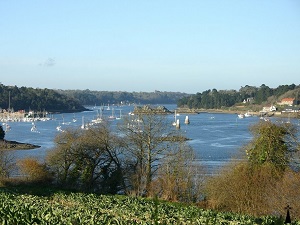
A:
177;84;300;110
56;89;190;105
0;84;87;113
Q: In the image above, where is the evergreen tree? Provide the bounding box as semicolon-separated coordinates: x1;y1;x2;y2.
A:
244;120;298;172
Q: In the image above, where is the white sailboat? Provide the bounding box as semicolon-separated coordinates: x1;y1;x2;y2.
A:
91;109;103;124
72;113;77;122
172;110;177;126
31;122;39;133
108;108;116;119
238;113;245;119
56;122;63;132
81;116;88;130
2;123;11;132
116;109;122;120
176;119;180;129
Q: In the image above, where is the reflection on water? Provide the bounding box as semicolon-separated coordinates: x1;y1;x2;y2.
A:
4;104;298;173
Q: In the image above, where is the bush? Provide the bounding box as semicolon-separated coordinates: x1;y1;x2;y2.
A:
17;157;52;184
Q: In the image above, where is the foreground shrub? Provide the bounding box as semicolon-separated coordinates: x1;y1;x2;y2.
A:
205;161;300;220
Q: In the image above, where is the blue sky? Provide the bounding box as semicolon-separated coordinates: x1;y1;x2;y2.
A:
1;1;299;93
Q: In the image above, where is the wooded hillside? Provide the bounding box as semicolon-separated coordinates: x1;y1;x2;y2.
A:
177;84;300;109
56;89;190;105
0;84;87;113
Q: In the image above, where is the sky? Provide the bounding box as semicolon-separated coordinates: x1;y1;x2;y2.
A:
0;1;299;94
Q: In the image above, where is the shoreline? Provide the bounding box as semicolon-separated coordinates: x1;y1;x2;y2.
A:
177;108;299;118
0;140;41;151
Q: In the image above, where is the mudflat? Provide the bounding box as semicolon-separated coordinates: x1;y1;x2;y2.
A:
0;140;40;150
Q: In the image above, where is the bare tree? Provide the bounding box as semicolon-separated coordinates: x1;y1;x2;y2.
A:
0;150;15;179
118;111;194;197
46;123;124;193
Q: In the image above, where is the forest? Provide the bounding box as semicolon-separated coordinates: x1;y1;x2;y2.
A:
56;89;189;105
0;83;86;113
0;83;299;113
0;83;189;112
177;84;300;109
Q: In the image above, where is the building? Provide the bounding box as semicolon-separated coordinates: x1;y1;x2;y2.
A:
242;97;254;104
278;98;296;106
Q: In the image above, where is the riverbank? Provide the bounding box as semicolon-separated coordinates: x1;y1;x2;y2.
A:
177;107;299;118
0;140;40;151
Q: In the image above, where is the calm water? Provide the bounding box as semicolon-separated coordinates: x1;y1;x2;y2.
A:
4;104;298;173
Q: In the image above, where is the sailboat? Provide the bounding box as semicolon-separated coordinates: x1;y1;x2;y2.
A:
172;110;177;126
56;122;63;132
176;119;180;129
31;122;39;133
108;108;116;119
3;123;11;132
61;114;71;125
116;109;122;120
72;113;77;122
91;109;103;124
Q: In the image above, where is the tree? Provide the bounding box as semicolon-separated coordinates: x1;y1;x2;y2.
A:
205;120;300;217
0;150;15;179
149;142;205;203
0;125;5;140
46;128;82;187
46;123;124;193
244;120;298;172
118;111;193;197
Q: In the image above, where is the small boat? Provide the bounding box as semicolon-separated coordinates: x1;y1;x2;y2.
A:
31;122;39;133
3;123;11;132
238;114;245;119
56;122;63;132
244;111;252;117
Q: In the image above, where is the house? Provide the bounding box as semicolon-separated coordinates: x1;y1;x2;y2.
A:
278;98;296;106
242;97;254;104
261;105;277;112
269;105;277;112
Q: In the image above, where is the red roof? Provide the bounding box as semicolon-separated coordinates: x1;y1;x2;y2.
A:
281;98;295;102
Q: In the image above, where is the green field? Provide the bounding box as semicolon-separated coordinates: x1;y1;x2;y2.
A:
0;188;297;225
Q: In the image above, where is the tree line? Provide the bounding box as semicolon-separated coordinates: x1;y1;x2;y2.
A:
0;83;190;112
0;84;86;113
56;89;190;105
177;83;300;109
1;83;299;113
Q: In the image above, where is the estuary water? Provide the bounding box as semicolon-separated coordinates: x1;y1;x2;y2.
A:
4;104;297;173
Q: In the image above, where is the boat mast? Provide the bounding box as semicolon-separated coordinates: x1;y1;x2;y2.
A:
8;91;11;112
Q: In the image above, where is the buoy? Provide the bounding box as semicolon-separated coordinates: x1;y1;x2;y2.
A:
184;115;190;124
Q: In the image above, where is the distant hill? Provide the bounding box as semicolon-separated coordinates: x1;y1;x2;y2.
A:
177;84;300;110
56;89;190;105
0;83;87;113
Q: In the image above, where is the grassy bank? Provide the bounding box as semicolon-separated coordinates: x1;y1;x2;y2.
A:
0;187;297;224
